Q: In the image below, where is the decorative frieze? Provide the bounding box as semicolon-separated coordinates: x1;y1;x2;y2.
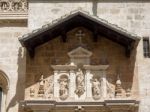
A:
27;47;133;102
0;0;27;12
0;0;28;21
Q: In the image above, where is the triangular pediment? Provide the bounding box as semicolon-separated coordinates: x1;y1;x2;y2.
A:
19;10;140;57
68;47;92;58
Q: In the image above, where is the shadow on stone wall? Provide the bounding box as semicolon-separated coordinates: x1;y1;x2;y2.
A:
6;47;26;112
0;20;28;27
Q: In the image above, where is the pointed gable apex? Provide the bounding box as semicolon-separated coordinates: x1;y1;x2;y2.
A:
19;10;140;57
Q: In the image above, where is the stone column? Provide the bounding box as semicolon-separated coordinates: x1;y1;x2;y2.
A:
69;70;76;100
85;70;93;100
53;70;59;100
101;70;107;98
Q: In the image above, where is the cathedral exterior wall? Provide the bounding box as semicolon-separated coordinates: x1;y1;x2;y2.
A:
0;0;149;112
0;28;27;112
28;1;150;111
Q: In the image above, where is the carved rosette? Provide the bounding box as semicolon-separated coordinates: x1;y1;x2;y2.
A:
0;0;27;12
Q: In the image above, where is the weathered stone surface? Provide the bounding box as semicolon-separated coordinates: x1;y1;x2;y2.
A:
0;1;150;112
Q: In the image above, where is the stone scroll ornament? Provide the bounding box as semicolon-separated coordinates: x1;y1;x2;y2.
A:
75;69;85;97
58;75;69;100
91;78;101;100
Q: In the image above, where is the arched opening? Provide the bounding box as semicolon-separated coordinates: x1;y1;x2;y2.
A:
0;87;2;112
0;71;9;112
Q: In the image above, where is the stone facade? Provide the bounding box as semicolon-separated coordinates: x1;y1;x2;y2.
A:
0;0;150;112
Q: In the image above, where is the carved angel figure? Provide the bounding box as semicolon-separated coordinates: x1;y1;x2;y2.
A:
58;75;69;100
75;69;85;97
91;78;101;100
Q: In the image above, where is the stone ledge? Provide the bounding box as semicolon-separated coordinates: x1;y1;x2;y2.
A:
21;99;139;112
0;19;27;27
0;12;27;20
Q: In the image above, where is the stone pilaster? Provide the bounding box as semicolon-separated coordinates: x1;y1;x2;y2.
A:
69;70;76;100
85;69;93;101
53;70;59;100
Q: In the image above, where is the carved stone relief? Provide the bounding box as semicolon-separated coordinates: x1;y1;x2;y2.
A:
29;75;53;99
27;47;132;101
38;75;45;97
0;0;27;12
0;1;9;11
30;87;35;98
58;75;69;100
126;88;131;97
44;77;53;99
75;69;85;97
91;78;101;100
106;81;115;99
115;75;123;98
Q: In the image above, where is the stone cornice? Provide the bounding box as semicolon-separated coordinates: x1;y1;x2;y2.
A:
21;100;139;112
83;65;109;70
51;65;77;71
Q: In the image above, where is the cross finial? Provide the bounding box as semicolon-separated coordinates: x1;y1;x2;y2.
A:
76;30;85;44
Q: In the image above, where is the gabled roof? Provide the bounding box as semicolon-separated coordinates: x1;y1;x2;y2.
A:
19;10;140;57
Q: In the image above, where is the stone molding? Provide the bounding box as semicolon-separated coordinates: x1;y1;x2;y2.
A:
51;65;77;71
0;0;28;20
83;65;109;70
21;100;139;112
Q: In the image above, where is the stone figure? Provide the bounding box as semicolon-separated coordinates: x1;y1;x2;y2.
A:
106;81;114;98
75;69;85;97
115;75;122;98
30;87;35;97
44;78;53;99
126;88;131;97
58;75;69;100
38;75;45;97
91;78;101;100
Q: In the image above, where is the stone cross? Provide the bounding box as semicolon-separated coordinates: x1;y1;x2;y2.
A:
76;30;85;44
